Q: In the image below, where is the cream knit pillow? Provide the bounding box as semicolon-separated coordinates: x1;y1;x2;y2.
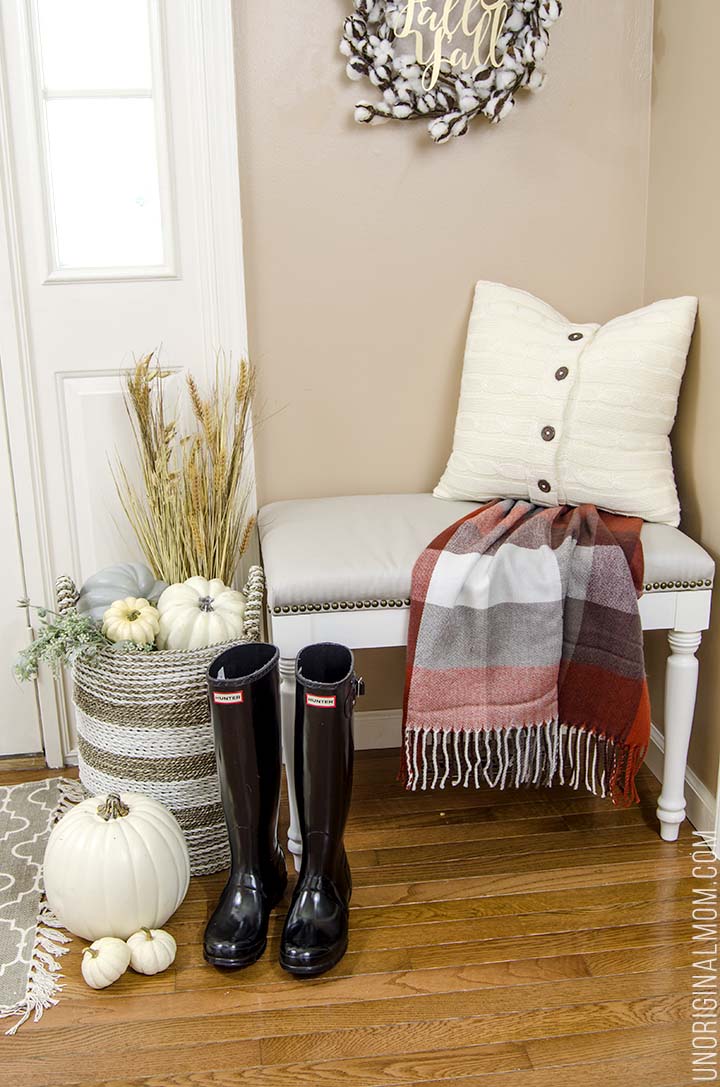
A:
434;282;698;526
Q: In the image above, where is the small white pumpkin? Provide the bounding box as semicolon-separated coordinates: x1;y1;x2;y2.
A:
81;937;131;990
157;577;246;651
43;793;190;941
102;597;160;645
78;562;167;621
127;927;177;975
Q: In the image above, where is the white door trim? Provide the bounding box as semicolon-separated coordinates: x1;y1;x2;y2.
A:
0;0;250;766
0;3;66;764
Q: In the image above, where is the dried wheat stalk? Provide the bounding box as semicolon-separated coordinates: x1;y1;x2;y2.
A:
114;353;255;586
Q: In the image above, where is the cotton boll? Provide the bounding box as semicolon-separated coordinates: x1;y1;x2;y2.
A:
472;67;495;89
528;68;545;90
393;103;413;118
428;117;450;142
450;114;469;138
495;69;516;90
339;40;352;58
386;9;406;32
505;7;526;32
459;92;480;111
354;103;375;124
346;59;366;81
540;0;561;23
383;87;397;105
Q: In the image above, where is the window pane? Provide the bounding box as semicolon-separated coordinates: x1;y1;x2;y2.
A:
46;98;164;268
37;0;153;91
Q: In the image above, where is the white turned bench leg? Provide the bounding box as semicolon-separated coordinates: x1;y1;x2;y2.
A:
279;656;302;870
656;630;702;841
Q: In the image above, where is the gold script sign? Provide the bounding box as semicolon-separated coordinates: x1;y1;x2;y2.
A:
396;0;509;89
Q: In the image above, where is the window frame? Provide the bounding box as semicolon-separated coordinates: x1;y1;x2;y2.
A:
27;0;178;283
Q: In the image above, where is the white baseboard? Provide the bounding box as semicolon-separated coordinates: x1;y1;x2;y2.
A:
354;708;402;750
645;722;716;835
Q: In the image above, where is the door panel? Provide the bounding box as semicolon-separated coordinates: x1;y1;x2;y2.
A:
0;0;249;761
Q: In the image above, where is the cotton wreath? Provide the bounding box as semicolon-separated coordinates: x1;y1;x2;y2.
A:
341;0;563;143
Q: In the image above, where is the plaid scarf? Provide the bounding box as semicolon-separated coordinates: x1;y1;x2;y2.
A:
402;500;650;805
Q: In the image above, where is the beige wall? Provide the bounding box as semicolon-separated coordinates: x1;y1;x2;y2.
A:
234;1;654;708
644;0;720;792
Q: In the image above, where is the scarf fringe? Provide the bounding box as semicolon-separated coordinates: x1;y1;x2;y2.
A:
1;776;84;1036
402;722;646;807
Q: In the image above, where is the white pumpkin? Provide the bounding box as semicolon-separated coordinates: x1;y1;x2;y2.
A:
157;577;246;651
43;793;190;941
127;927;177;975
81;937;131;990
102;597;160;645
78;562;167;621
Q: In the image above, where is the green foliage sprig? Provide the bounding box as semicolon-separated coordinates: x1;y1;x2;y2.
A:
14;603;155;683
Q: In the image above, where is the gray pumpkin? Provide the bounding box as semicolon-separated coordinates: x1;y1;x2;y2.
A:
77;563;167;621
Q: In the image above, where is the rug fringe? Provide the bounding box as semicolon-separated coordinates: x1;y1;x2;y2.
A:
403;722;646;807
1;776;83;1036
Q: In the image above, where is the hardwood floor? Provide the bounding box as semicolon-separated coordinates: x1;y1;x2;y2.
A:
1;751;694;1086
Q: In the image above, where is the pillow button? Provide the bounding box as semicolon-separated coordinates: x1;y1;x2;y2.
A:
541;426;556;442
538;479;551;493
568;332;584;342
555;366;569;381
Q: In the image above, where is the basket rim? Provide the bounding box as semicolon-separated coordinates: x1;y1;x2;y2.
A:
67;564;264;676
73;634;257;673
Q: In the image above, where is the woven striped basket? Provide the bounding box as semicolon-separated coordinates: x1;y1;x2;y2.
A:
60;566;264;876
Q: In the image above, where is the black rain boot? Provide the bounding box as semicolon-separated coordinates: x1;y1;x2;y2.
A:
204;643;287;968
279;642;362;977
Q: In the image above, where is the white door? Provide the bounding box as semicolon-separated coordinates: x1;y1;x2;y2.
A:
0;0;249;763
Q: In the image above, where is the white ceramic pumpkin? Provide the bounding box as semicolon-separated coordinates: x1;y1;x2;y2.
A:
127;927;177;975
157;577;246;651
77;562;167;621
102;597;160;645
81;937;131;989
43;793;190;941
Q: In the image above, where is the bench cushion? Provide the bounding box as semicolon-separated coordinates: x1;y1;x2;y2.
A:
258;494;714;609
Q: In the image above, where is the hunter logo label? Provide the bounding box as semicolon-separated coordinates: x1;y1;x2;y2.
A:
306;693;337;709
213;690;244;705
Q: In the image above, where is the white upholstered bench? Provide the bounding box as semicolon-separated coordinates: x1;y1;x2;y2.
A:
258;493;715;864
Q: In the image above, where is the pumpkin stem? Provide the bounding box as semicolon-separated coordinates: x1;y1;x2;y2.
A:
82;947;99;958
97;793;130;821
142;927;154;940
198;596;215;612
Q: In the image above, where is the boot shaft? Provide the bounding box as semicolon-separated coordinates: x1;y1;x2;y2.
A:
294;643;359;878
208;643;282;868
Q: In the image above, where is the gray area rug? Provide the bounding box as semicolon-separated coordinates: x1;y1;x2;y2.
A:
0;776;84;1034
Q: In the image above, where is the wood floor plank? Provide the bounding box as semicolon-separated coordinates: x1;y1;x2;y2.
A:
10;968;689;1058
27;954;592;1032
29;1040;531;1087
170;880;693;946
349;822;668;869
177;896;690;963
259;992;687;1065
350;856;690;906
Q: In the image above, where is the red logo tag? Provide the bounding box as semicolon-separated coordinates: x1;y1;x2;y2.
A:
213;690;244;705
306;692;336;709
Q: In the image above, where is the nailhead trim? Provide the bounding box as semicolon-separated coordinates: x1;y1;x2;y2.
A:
642;579;713;593
271;580;714;613
270;598;412;616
